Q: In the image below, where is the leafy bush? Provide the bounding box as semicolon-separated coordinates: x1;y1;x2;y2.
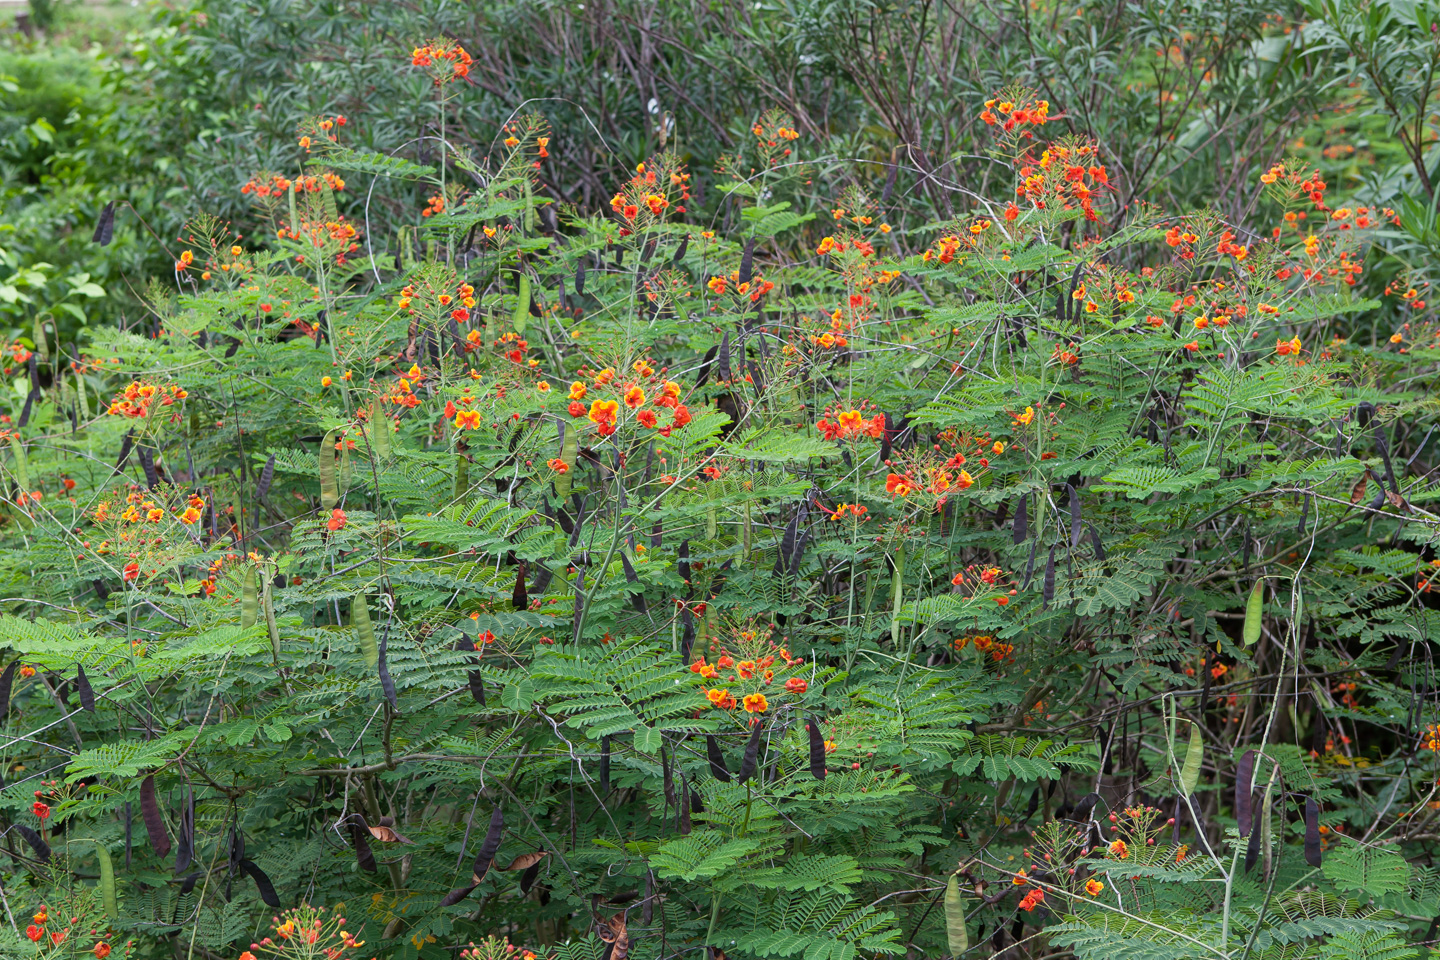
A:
3;6;1440;960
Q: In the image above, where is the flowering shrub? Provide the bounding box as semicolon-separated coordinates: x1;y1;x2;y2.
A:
0;37;1438;960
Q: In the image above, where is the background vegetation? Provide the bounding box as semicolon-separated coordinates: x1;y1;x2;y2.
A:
1;1;1440;959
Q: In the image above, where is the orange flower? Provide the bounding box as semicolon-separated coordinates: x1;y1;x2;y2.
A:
1108;839;1128;859
742;692;769;713
569;381;587;401
706;688;729;706
624;384;646;408
588;399;619;425
885;473;911;497
180;507;202;525
327;508;347;531
784;677;807;693
1085;879;1104;896
454;410;482;430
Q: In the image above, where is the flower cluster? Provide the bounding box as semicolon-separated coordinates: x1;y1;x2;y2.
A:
608;156;689;234
106;381;187;419
1015;139;1109;221
815;403;886;441
239;904;369;960
691;626;808;717
410;39;473;83
565;363;691;438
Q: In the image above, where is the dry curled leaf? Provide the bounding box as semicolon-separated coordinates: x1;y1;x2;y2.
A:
597;912;630;960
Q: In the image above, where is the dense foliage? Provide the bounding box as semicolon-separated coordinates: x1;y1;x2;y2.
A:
4;2;1440;959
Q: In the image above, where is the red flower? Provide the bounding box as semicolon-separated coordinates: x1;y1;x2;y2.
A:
568;401;587;417
784;677;807;694
327;508;347;531
94;944;112;959
637;409;658;428
32;801;49;821
672;405;692;428
25;925;42;942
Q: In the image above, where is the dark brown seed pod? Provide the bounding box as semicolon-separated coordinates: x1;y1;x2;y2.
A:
775;514;799;579
12;824;49;863
808;718;826;780
680;777;692;835
1236;750;1256;837
1088;524;1105;562
0;661;19;718
650;520;662;549
377;632;397;711
174;786;194;873
599;736;611;795
1244;803;1262;873
241;859;280;906
680;607;695;661
256;454;276;500
140;775;172;858
115;429;134;473
1066;483;1081;547
505;851;547;871
694;343;719;388
474;806;504;881
224;337;241;358
520;860;542;894
439;882;479;907
1013;494;1027;545
706;735;731;782
677;540;691;587
1021;540;1037;590
718;333;732;384
138;448;159;489
177;871;201;897
1070;792;1101;823
575;259;587;297
1303;796;1322;867
17;388;34;429
1042;545;1056;607
93;200;116;246
662;742;675;806
347;816;376;872
513;563;529;610
1298;492;1310;535
672;235;689;263
738;238;755;286
738;722;764;782
597;912;631;960
76;663;96;712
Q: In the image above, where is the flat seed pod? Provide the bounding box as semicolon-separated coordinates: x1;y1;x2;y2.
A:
680;607;695;661
520;860;542;894
241;567;259;629
738;238;755;285
377;630;398;710
1304;796;1322;867
115;429;134;473
367;821;414;844
599;735;611;795
1350;472;1367;504
694;343;719;387
75;663;95;712
454;452;470;500
1088;523;1105;561
808;719;826;780
1244;804;1263;873
319;428;341;509
1244;581;1264;646
738;722;764;782
256;453;276;499
1236;749;1256;837
93;200;116;246
347;816;376;872
1179;721;1203;796
1041;545;1056;607
371;398;392;460
1071;792;1101;824
1066;483;1081;547
1012;494;1027;544
14;824;49;863
597;913;631;960
506;851;547;871
706;735;731;782
474;806;504;882
352;595;378;669
672;235;689;263
718;333;732;383
439;883;480;907
140;775;171;858
95;841;117;917
513;563;529;610
174;786;194;873
680;778;692;835
1021;539;1037;590
1298;492;1310;535
555;423;578;498
944;873;967;958
512;273;531;335
678;539;691;587
662;742;675;806
241;859;281;907
575;259;587;297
